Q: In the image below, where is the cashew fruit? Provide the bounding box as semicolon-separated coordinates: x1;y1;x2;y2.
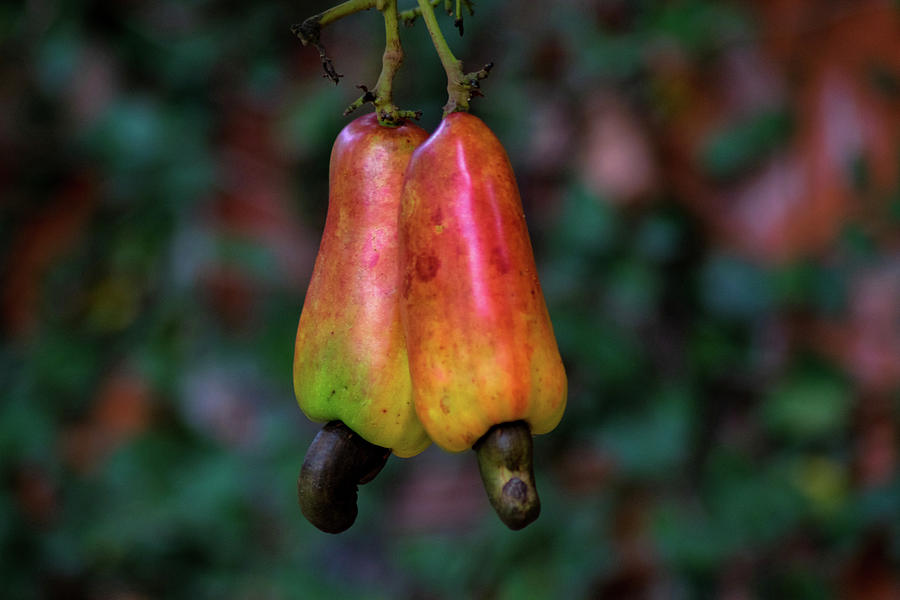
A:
400;112;567;451
399;112;566;528
293;112;431;457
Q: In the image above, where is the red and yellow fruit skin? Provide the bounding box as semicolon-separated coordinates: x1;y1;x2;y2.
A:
293;113;431;458
399;112;567;453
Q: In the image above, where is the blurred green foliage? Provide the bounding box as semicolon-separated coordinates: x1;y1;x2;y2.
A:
2;0;900;599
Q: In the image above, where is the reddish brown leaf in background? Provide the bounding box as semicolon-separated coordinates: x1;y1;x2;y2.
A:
591;488;662;599
181;365;262;449
810;265;899;488
756;0;900;83
62;369;152;473
525;95;577;179
209;97;315;290
200;265;258;332
814;266;900;395
555;445;616;496
14;465;58;525
855;397;897;489
68;44;118;128
841;531;900;600
93;370;152;439
387;454;485;534
657;0;900;263
844;268;900;394
579;92;659;206
3;175;97;339
61;424;105;475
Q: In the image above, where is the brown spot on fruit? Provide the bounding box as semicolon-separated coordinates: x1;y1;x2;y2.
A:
490;247;511;275
415;254;440;281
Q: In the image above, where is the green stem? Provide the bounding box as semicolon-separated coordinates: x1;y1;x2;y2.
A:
344;0;421;125
415;0;491;115
398;0;441;26
317;0;377;26
373;0;418;124
416;0;465;113
291;0;377;83
401;0;473;29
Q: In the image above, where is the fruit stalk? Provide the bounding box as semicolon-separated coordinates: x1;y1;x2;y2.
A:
414;0;491;114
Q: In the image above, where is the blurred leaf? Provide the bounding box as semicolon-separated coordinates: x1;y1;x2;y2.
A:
496;562;563;600
700;109;793;180
772;261;818;307
0;392;56;464
82;97;166;175
811;265;849;316
647;0;751;56
689;320;745;376
553;182;620;255
634;214;683;262
30;329;100;407
700;254;774;320
789;455;849;516
0;3;20;39
604;258;661;326
761;372;851;441
158;32;222;90
580;30;646;82
848;153;871;193
758;566;832;600
281;85;347;159
867;62;900;100
654;503;723;573
704;450;805;551
890;190;900;223
599;386;695;478
840;223;878;259
35;28;81;96
396;534;477;597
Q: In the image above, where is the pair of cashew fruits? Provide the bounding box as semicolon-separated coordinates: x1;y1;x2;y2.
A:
293;111;566;533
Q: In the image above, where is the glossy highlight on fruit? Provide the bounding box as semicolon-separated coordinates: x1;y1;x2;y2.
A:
399;112;567;454
293;113;431;458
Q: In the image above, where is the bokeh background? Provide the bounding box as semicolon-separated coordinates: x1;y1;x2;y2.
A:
3;0;900;597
